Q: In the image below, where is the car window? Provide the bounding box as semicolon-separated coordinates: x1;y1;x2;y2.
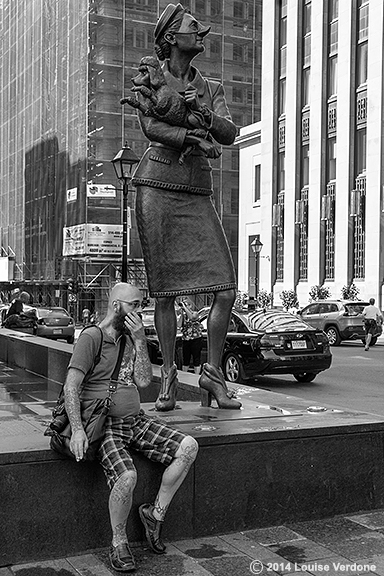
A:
329;304;338;312
235;315;249;332
302;304;319;316
345;303;366;315
198;311;254;333
35;308;69;318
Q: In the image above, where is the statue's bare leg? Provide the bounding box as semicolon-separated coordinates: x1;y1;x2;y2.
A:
154;296;179;411
199;289;241;409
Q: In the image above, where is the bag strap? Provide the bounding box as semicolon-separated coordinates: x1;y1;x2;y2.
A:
110;334;126;382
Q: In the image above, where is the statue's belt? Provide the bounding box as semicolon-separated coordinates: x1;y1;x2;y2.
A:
132;147;213;196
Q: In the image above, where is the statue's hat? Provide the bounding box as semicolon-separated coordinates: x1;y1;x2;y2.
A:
154;3;185;41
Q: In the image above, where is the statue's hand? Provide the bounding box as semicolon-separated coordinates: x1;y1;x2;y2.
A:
196;139;221;159
184;85;201;110
188;129;208;139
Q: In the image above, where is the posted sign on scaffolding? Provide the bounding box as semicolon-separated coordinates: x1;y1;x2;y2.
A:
0;256;14;281
63;223;125;258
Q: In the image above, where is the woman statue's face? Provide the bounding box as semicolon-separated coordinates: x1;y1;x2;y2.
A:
171;12;210;55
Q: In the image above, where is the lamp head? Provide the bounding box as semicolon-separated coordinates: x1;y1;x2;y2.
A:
112;143;140;180
250;237;263;255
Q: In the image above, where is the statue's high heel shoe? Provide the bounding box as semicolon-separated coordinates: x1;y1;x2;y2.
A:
199;363;241;409
155;363;178;411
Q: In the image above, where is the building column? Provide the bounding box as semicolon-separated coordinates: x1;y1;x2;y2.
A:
365;0;384;304
307;1;326;290
334;1;353;295
282;0;299;298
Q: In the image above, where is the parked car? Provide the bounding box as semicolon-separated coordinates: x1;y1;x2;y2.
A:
1;304;75;343
298;300;382;346
146;307;332;384
33;307;75;343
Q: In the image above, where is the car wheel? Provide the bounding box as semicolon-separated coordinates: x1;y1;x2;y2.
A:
293;372;317;383
223;353;243;383
67;335;75;344
325;326;341;346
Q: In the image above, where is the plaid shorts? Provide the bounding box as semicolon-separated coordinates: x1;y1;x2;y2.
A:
98;409;187;489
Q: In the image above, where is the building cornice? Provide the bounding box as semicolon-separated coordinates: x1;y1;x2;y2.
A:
234;123;261;148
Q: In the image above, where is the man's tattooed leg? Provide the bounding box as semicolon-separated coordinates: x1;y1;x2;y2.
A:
152;436;198;521
109;471;137;546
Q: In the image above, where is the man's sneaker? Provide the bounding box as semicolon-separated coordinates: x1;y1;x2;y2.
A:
139;503;166;554
109;542;136;572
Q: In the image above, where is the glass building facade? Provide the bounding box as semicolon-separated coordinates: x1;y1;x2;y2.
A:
0;0;261;316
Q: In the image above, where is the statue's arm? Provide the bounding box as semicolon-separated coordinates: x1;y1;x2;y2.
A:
138;112;188;149
185;80;237;146
205;83;237;146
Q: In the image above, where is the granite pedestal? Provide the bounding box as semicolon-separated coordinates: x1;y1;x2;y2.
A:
1;328;384;566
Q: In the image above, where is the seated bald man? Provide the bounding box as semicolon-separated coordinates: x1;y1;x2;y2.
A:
63;282;198;573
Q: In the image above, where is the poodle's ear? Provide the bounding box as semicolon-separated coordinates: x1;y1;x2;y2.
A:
141;55;159;68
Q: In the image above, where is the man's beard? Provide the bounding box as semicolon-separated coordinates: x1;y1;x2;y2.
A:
112;312;127;335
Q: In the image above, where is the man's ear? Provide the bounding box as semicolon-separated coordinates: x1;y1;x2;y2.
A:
164;32;176;45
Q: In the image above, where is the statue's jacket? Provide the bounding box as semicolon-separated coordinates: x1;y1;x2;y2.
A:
132;63;237;196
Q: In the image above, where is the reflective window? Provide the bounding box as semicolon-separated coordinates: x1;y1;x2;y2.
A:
254;165;261;203
328;56;338;97
356;128;367;175
329;0;339;21
302;68;310;107
357;42;368;85
328;138;337;180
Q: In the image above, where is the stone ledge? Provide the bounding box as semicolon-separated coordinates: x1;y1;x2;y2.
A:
2;329;384;566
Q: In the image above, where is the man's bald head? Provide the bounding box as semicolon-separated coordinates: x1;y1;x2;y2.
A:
109;283;142;306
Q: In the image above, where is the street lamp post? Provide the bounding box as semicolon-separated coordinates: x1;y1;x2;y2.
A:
250;237;263;304
112;143;140;283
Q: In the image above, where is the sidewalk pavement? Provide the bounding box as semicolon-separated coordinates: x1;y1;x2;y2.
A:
3;509;384;576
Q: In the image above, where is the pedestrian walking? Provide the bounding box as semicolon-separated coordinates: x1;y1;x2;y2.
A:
362;298;383;350
63;282;198;572
82;307;90;326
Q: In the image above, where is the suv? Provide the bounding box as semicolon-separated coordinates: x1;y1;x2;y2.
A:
298;300;382;346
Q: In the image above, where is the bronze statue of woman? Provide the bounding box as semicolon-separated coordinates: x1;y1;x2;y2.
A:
130;3;241;411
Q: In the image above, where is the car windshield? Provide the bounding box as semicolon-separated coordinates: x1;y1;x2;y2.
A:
247;310;311;332
35;308;69;318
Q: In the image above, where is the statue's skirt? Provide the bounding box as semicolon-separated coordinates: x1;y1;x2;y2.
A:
135;185;236;298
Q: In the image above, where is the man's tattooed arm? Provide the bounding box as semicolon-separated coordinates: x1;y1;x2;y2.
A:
64;368;84;432
133;338;153;388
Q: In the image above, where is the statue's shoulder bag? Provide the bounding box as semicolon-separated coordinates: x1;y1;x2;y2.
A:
45;327;126;461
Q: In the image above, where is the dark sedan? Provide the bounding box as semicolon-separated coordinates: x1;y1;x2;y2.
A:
146;307;332;384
